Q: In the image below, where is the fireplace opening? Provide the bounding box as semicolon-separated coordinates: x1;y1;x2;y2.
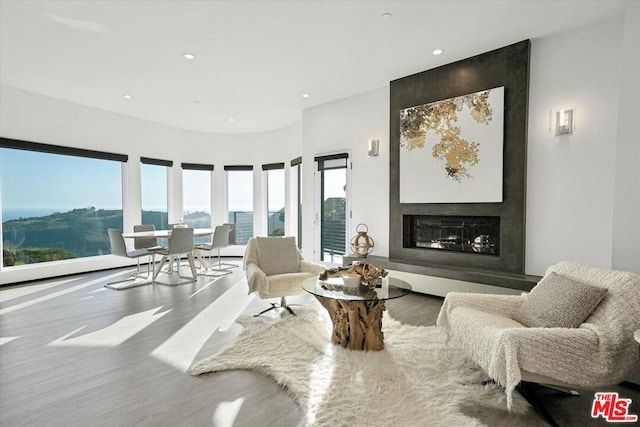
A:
403;215;500;256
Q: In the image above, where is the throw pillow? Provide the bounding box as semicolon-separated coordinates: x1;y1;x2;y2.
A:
255;236;301;276
514;272;607;328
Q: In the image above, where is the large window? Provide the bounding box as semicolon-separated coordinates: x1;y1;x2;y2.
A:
182;163;213;244
225;166;253;245
1;138;126;267
141;157;171;230
263;163;285;236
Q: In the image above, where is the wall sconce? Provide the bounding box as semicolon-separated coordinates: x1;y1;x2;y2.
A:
368;139;379;157
551;108;575;136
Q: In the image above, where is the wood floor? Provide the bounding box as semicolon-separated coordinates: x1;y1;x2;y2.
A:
1;261;637;426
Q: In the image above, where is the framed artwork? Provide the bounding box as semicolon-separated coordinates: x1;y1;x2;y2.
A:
399;86;505;203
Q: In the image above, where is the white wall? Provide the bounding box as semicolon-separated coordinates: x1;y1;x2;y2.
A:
612;1;640;273
526;11;638;275
301;86;389;261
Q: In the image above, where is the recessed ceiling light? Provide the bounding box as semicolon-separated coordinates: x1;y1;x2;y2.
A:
302;93;310;98
433;49;444;55
183;53;195;60
122;94;132;99
229;118;235;122
193;101;199;104
381;12;392;19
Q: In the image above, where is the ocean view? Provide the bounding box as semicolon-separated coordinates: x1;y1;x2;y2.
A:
2;208;69;222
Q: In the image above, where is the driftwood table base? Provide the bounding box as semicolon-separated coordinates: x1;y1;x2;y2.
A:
315;295;386;351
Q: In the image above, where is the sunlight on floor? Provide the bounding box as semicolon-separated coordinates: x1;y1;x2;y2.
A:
0;276;82;302
0;337;19;346
150;279;255;373
47;306;170;347
188;277;223;299
212;397;245;427
0;270;130;315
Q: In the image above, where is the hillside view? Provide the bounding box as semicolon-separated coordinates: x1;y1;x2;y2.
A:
2;202;339;267
2;207;211;267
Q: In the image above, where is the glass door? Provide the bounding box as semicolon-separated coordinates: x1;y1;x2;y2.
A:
290;157;302;249
314;153;349;263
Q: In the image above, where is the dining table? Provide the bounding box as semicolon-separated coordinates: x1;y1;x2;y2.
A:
122;227;214;239
122;227;215;280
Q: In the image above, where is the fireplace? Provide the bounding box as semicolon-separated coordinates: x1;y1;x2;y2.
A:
388;41;529;277
403;215;500;256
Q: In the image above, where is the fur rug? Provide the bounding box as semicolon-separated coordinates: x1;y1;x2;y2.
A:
189;306;532;426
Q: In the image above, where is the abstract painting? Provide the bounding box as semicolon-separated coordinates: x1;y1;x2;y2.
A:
399;86;504;203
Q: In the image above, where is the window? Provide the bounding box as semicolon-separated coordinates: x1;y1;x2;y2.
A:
291;157;302;248
263;163;285;236
315;153;349;263
182;163;213;244
1;138;126;267
141;157;171;231
225;166;253;245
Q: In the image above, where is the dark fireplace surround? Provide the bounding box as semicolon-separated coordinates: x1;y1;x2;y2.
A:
388;40;531;277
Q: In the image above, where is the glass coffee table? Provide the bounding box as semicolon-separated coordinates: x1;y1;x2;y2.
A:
302;276;411;351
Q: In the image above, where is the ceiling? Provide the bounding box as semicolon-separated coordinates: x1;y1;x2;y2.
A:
0;0;625;134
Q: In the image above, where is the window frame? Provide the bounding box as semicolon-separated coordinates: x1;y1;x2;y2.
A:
1;137;128;268
262;163;285;237
181;163;214;235
224;165;254;245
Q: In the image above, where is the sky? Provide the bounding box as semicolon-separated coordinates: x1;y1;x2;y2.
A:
1;148;287;220
1;148;122;215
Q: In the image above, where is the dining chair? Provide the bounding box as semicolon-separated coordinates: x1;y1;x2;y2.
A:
194;225;232;275
133;224;165;252
152;227;198;285
133;224;165;275
220;222;239;269
224;223;236;245
165;223;186;272
105;228;154;290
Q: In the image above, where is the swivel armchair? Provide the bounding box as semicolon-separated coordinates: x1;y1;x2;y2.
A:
243;236;325;316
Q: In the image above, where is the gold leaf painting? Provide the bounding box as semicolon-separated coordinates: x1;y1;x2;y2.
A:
400;90;494;181
399;87;504;203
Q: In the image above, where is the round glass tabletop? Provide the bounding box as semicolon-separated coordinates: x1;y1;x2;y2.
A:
302;276;412;302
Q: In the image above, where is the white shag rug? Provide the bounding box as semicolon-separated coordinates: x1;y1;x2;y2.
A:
189;306;532;426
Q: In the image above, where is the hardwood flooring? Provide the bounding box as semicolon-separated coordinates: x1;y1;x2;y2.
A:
1;262;637;426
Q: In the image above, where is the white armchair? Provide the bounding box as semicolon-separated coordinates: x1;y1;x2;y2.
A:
437;261;640;416
243;236;325;316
